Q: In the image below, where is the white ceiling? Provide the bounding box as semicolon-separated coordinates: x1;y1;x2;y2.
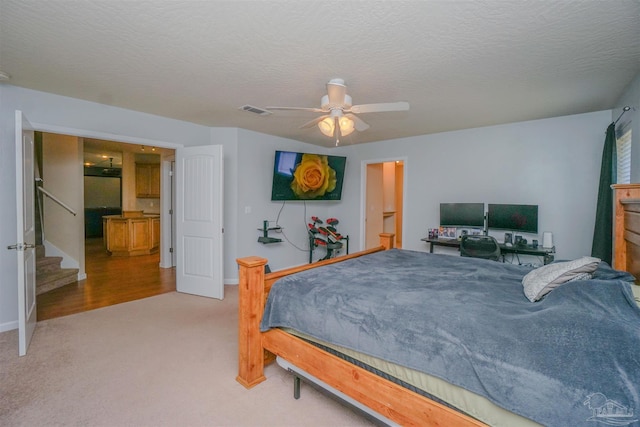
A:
83;138;171;167
1;1;639;147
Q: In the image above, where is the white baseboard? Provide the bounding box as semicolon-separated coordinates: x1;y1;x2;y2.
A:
0;320;18;333
43;240;79;269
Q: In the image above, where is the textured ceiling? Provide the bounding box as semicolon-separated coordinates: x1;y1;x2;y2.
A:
1;1;639;147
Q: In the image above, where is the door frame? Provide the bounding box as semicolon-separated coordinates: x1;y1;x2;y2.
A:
160;155;176;268
360;156;408;249
29;122;182;270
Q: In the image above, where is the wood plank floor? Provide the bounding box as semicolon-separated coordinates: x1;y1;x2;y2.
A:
37;238;176;321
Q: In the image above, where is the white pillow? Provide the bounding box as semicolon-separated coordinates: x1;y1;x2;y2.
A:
522;256;601;302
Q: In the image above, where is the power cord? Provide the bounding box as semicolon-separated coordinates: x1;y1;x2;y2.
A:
271;200;309;252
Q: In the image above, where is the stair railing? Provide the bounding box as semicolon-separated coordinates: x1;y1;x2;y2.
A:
37;185;77;216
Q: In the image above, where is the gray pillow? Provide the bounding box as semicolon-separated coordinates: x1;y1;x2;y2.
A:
522;256;601;302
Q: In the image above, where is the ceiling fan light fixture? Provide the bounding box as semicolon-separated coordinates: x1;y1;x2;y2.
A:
338;116;355;136
318;117;335;137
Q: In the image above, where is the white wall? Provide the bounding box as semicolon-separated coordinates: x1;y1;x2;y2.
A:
614;73;640;182
42;133;84;274
328;111;612;262
0;84;211;332
213;127;240;284
233;129;335;272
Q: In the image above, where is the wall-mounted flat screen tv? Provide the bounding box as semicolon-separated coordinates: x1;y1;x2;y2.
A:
487;204;538;233
439;203;485;228
271;150;347;201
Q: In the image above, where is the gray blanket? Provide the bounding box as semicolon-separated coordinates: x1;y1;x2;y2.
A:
261;249;640;427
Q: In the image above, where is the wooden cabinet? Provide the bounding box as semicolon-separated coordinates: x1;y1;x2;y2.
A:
136;163;160;198
103;213;160;256
151;217;161;249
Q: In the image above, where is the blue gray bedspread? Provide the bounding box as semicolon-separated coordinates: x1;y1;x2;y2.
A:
261;249;640;426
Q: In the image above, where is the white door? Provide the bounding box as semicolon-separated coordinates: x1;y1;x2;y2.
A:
175;145;224;299
14;111;37;356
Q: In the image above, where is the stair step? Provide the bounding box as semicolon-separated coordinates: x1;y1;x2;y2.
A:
36;256;63;274
36;268;79;295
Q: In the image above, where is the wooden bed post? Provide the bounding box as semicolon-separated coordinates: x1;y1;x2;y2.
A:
379;233;395;250
236;256;268;388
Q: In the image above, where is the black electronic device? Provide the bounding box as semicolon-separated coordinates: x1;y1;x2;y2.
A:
271;150;347;201
532;239;539;248
439;203;485;228
487;204;538;234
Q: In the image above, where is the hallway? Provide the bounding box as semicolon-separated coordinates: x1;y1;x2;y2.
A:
37;238;176;321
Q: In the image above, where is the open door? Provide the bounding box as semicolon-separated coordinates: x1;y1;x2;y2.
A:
364;160;404;249
12;111;37;356
365;163;384;249
175;145;224;299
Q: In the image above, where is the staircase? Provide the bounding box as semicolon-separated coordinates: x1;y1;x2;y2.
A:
36;245;79;295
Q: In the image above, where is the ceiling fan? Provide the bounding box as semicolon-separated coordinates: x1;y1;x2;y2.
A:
266;78;409;142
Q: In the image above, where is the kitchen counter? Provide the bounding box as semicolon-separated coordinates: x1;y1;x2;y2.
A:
103;213;160;256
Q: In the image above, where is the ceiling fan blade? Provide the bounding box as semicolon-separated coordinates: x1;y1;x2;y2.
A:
299;115;329;129
349;101;410;114
346;113;370;131
266;106;326;113
326;79;347;106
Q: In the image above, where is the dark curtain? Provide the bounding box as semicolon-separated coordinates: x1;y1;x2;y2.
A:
591;123;617;264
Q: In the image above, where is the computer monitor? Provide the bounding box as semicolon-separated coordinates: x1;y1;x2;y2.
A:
439;203;485;228
487;204;538;234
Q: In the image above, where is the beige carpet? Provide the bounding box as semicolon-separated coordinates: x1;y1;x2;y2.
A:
0;287;376;426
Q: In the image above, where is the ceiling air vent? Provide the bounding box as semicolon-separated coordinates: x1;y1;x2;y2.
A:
239;105;272;116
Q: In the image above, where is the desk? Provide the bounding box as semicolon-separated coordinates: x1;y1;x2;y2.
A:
420;238;555;265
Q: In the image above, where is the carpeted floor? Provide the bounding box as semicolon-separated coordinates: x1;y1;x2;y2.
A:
0;286;376;426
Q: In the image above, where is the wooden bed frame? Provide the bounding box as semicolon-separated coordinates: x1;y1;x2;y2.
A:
237;233;486;426
613;183;640;280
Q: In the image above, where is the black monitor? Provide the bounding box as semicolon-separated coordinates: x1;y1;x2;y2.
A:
439;203;485;228
487;204;538;234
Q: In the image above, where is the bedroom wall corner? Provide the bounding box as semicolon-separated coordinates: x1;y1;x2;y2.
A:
214;127;241;285
232;129;333;277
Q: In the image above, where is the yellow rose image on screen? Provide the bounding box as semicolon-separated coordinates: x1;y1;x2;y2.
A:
291;154;337;199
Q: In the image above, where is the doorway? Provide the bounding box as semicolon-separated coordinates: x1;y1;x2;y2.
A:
36;133;176;319
363;159;405;249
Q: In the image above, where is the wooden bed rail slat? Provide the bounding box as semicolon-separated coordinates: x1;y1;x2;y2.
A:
264;232;394;283
263;329;486;427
